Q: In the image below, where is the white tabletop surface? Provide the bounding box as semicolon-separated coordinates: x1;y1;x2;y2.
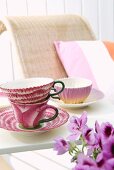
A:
0;98;114;155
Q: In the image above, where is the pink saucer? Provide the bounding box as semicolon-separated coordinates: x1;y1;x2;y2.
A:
0;107;69;132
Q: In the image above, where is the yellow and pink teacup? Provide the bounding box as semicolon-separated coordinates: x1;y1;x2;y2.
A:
55;77;92;104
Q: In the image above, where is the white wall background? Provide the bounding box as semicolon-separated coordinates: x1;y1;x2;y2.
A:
0;0;114;40
0;1;114;169
0;0;114;82
0;0;114;84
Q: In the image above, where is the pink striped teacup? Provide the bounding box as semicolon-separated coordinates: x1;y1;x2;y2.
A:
11;99;58;129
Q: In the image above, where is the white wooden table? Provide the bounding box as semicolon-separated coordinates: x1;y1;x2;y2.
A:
0;98;114;155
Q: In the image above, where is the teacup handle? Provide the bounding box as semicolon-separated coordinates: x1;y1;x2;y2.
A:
49;80;65;99
38;105;58;125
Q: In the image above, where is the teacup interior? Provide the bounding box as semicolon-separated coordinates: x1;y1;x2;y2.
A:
0;77;53;89
56;77;92;88
19;123;42;130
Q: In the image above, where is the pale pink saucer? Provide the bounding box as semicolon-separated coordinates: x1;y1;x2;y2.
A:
51;88;104;108
0;107;69;132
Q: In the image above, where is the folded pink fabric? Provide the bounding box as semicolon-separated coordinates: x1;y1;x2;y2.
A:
54;40;114;101
54;41;98;88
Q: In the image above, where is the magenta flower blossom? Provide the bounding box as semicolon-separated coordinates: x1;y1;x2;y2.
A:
95;121;114;148
95;121;114;140
104;158;114;170
73;164;91;170
101;122;114;140
53;137;69;155
82;127;96;145
95;121;102;147
102;136;114;159
74;153;105;170
77;153;96;166
96;152;105;168
96;153;114;170
82;127;100;157
95;121;101;134
73;153;101;170
67;112;87;140
53;112;114;170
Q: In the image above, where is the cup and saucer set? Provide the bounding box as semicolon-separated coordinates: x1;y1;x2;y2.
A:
0;77;104;135
51;77;104;109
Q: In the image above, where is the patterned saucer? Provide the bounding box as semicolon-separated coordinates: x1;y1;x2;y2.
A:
0;107;69;132
51;88;104;108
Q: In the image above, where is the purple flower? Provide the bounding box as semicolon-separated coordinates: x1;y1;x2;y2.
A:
96;152;105;168
67;112;87;140
96;153;114;170
73;153;102;170
101;122;114;141
73;164;90;170
104;158;114;170
53;113;114;170
73;165;103;170
102;136;114;159
73;153;104;170
83;128;100;156
95;121;114;148
95;121;101;134
77;153;97;166
53;137;69;155
82;127;96;145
